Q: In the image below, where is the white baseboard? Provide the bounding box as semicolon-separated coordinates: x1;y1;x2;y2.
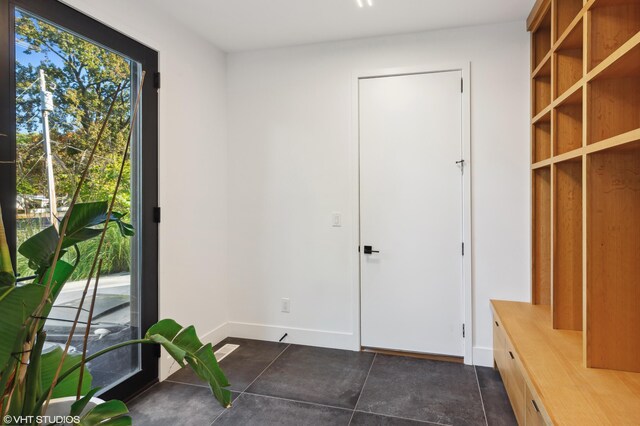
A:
473;346;494;367
225;321;357;351
158;322;493;380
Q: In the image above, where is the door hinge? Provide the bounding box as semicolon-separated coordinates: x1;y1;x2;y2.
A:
462;324;466;338
153;206;161;223
462;242;465;256
461;78;464;93
153;72;161;89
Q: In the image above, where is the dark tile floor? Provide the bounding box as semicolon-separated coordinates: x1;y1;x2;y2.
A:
128;338;516;426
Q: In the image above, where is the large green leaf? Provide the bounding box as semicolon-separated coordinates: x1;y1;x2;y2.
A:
40;346;92;399
18;225;59;271
64;202;109;233
0;283;46;374
0;205;15;286
146;320;232;407
70;387;101;417
17;202;133;273
61;202;134;248
36;259;77;324
37;259;76;296
78;400;131;426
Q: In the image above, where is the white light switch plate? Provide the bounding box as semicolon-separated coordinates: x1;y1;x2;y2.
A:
331;212;342;227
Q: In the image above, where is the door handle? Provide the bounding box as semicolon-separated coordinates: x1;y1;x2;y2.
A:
363;245;379;254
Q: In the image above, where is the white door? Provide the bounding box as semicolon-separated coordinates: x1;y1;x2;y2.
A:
359;70;464;357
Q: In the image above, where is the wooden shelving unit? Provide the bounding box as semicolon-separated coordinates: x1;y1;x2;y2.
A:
527;0;640;373
492;2;640;422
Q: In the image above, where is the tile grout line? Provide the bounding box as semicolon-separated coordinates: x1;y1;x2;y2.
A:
240;343;291;393
474;366;489;426
125;380;160;405
164;378;209;388
354;409;453;426
347;353;377;425
210;391;248;426
211;343;292;424
242;390;353;413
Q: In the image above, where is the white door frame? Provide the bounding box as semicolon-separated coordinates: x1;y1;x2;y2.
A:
349;63;473;365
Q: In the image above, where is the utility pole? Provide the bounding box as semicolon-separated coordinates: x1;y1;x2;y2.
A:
39;69;58;230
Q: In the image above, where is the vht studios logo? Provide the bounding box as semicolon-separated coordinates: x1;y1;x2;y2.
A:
4;415;81;425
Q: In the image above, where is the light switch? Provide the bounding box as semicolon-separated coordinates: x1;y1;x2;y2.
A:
332;212;342;227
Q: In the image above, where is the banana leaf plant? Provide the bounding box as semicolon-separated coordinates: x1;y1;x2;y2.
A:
0;76;230;426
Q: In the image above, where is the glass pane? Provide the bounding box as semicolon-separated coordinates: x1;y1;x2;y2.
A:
15;9;142;390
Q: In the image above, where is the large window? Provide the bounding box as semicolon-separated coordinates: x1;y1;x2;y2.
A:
1;0;158;400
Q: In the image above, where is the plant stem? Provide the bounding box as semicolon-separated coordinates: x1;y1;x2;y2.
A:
76;259;103;399
22;331;45;416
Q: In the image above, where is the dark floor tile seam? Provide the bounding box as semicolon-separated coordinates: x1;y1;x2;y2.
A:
210;342;294;424
354;410;453;426
241;391;354;413
209;391;248;426
164;377;209;388
473;366;489;426
348;353;377;425
125;380;163;406
238;343;292;393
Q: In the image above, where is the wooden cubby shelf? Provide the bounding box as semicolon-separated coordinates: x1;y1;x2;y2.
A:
532;166;551;306
555;18;583;98
555;88;583;155
588;33;640;145
533;75;552;116
533;112;552;162
532;52;551;79
555;0;583;42
553;159;582;331
533;7;552;70
588;0;640;72
586;141;640;372
502;1;640;422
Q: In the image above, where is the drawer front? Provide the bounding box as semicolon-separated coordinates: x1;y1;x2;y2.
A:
493;317;506;370
506;341;526;401
503;340;526;425
525;386;547;426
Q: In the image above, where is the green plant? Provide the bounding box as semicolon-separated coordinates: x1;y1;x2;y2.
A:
0;78;231;425
17;221;131;281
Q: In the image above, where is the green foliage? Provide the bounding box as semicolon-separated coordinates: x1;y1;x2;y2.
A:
18;202;132;280
146;320;232;407
40;347;92;399
15;13;133;291
0;207;14;286
0;284;45;375
69;387;100;417
15;13;132;215
78;399;131;426
69;226;130;281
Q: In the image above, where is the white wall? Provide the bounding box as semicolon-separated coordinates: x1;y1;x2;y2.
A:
51;2;531;372
61;0;229;379
226;21;531;366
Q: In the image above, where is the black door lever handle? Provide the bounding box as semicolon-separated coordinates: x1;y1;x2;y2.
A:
363;245;379;254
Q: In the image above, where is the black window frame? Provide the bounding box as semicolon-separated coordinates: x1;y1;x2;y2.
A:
0;0;159;401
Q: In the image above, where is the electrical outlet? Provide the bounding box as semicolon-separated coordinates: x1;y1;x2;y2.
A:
281;298;290;313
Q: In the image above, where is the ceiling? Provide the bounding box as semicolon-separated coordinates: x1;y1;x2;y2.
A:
153;0;536;53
